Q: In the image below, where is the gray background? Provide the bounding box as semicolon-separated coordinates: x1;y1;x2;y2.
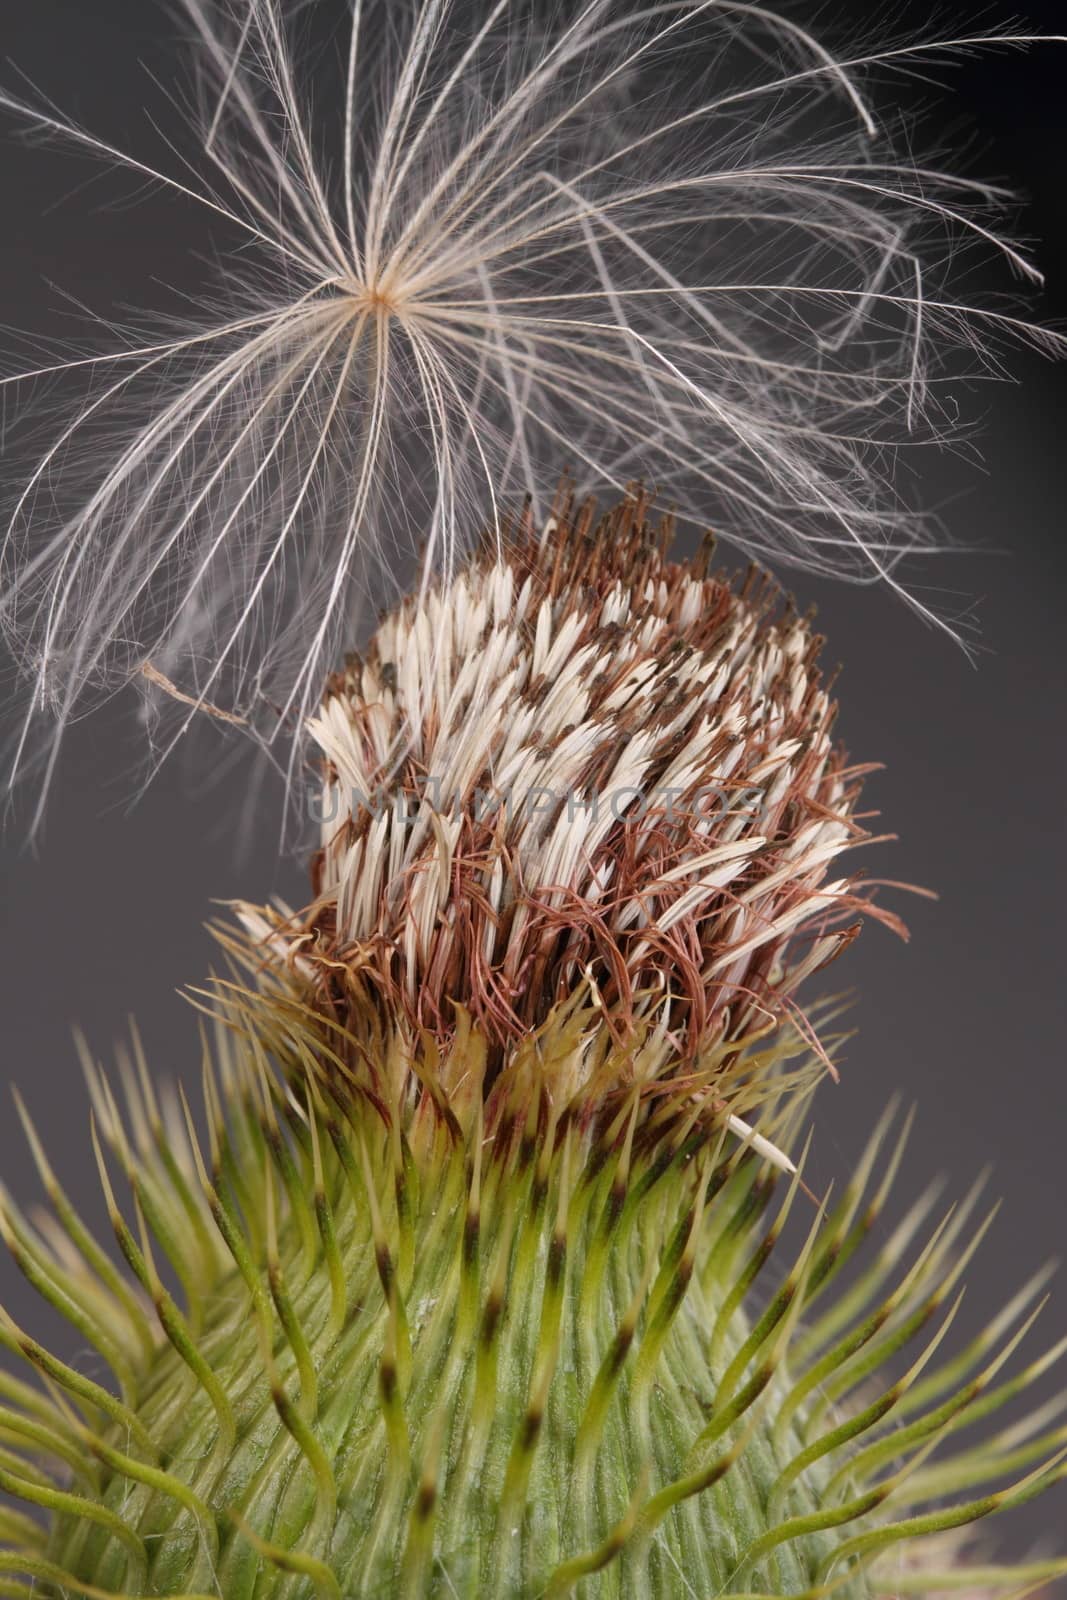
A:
1;0;1065;1571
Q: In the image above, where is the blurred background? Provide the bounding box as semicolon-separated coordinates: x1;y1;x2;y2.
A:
1;0;1065;1571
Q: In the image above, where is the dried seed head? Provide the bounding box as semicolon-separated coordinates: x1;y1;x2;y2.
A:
253;491;895;1095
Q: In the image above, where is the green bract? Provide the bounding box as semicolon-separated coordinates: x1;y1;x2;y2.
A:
0;983;1063;1599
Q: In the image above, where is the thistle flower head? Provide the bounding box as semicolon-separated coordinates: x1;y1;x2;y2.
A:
1;1;1063;821
0;501;1064;1597
261;491;891;1082
0;6;1064;1594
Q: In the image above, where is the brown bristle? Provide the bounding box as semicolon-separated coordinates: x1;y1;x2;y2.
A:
238;494;896;1125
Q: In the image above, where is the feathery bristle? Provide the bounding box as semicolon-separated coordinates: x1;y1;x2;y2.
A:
1;2;1063;819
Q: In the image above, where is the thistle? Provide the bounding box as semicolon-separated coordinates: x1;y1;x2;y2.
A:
0;4;1064;1598
1;499;1065;1598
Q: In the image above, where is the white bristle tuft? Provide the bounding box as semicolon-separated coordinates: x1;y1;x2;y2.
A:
0;3;1063;825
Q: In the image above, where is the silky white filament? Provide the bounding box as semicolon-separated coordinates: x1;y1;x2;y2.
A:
0;2;1062;825
726;1115;797;1177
